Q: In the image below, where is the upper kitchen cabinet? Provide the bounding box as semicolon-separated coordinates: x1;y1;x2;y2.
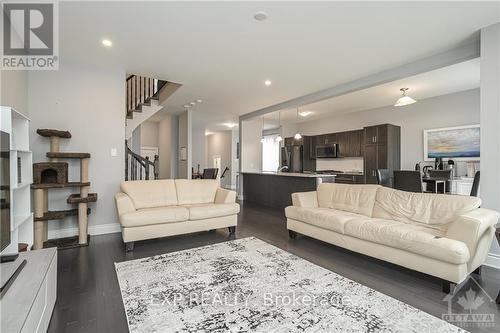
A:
284;136;303;147
364;124;388;145
363;124;400;184
315;133;336;146
337;130;362;157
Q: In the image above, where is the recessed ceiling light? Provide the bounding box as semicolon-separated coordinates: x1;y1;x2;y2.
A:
299;111;313;117
264;80;272;86
183;104;190;108
196;99;203;103
224;123;238;128
254;11;268;21
189;101;196;106
101;39;113;47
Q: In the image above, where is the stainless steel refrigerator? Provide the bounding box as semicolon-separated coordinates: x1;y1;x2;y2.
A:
281;146;303;173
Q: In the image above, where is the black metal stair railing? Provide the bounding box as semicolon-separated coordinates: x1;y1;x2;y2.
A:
125;140;159;181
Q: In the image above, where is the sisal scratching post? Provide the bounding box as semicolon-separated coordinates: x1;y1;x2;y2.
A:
78;158;89;244
49;136;59;162
33;189;46;249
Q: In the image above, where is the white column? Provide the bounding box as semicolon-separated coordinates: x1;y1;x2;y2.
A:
480;23;500;256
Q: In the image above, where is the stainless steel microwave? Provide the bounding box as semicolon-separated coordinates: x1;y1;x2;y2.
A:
316;144;338;158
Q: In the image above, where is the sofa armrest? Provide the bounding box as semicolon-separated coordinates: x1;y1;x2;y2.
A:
291;191;318;208
115;192;136;217
446;208;500;258
215;188;237;204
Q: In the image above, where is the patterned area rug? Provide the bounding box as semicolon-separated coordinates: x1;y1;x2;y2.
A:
115;237;464;332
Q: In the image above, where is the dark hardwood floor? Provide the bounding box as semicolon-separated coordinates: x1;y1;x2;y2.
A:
48;201;500;333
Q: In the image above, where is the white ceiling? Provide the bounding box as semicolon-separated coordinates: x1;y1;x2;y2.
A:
261;58;480;127
58;1;499;131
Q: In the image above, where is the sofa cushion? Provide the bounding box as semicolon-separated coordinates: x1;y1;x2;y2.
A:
121;180;178;209
316;183;380;217
120;206;189;227
184;203;240;220
344;218;470;264
285;206;366;234
372;187;481;231
175;179;219;205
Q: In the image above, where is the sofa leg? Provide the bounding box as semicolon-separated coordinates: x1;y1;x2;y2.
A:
228;226;236;234
125;241;134;252
288;230;297;239
472;265;482;276
442;280;457;294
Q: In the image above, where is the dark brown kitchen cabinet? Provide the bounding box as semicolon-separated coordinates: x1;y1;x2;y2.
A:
365;125;387;145
284;137;303;147
364;124;400;184
334;174;365;184
337;130;362;157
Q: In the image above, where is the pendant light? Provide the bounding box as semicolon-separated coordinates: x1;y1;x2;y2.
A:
394;88;417;107
294;107;302;140
260;116;265;143
275;112;283;142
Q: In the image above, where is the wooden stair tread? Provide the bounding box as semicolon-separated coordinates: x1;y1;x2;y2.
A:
67;193;98;204
34;208;91;221
47;152;91;159
31;182;90;189
37;129;72;138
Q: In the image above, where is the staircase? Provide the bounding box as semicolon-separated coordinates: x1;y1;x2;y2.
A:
125;75;181;139
124;74;181;180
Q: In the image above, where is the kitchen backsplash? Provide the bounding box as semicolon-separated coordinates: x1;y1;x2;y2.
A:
316;157;364;173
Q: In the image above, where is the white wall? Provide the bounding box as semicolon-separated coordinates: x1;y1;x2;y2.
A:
28;63;125;234
241;118;262;172
207;131;232;188
140;121;159;147
192;125;206;172
130;126;141;153
230;129;239;189
1;70;28;117
480;23;500;257
177;110;192;179
158;116;172;178
299;89;480;170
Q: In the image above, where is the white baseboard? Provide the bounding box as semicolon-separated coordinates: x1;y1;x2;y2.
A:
48;223;121;239
484;253;500;269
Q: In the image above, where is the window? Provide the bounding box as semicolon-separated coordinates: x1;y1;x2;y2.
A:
262;134;280;172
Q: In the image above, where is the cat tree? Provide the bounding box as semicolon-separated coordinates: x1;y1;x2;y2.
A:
31;129;97;249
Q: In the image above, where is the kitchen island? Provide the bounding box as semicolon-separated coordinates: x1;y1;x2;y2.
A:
241;172;335;209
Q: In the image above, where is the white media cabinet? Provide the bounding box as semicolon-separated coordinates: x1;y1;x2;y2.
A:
1;248;57;332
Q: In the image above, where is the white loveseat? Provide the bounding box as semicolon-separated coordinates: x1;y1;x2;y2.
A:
285;183;499;291
115;179;239;251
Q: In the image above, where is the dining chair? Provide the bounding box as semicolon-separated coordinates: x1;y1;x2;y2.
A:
470;171;480;197
202;168;218;179
376;169;391;187
428;169;452;193
393;170;423;193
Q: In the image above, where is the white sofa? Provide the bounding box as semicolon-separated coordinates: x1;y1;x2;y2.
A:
115;179;239;251
285;183;499;291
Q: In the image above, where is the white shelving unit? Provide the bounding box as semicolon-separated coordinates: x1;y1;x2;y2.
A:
1;106;33;254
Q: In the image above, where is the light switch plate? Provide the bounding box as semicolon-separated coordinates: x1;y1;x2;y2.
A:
111;148;117;157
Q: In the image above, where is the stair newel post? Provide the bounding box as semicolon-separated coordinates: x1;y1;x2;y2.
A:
78;158;89;244
154;155;159;179
145;156;150;180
